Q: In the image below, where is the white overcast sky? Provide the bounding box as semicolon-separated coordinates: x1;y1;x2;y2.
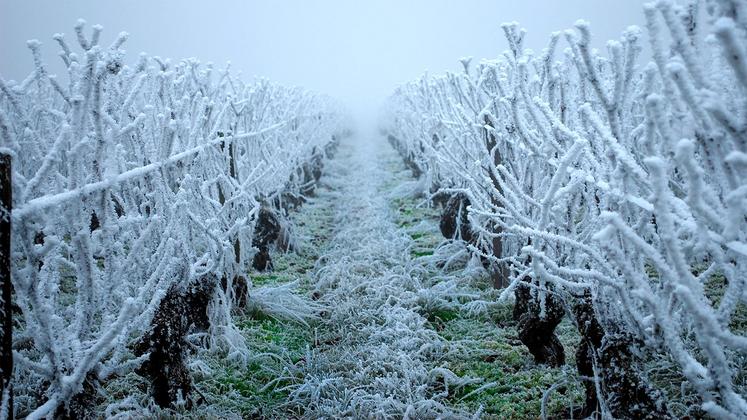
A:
0;1;647;125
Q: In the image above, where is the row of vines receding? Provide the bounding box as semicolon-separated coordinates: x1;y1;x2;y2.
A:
384;0;747;418
0;20;349;418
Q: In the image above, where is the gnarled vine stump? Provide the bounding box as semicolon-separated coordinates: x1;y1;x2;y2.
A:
251;207;281;271
135;274;218;408
513;277;565;367
572;295;671;419
439;193;473;242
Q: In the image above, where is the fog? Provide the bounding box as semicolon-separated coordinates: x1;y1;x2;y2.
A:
0;0;646;129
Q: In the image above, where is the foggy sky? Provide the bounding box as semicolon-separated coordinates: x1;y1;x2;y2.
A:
0;1;647;126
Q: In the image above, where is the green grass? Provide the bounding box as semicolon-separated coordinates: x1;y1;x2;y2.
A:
425;308;461;330
250;251;316;290
410;231;426;240
389;194;443;259
412;249;434;258
198;316;311;417
436;307;584;419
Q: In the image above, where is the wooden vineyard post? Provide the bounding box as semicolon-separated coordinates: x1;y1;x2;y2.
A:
0;152;12;418
483;115;509;288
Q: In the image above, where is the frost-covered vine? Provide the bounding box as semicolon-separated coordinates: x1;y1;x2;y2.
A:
385;0;747;417
0;20;345;418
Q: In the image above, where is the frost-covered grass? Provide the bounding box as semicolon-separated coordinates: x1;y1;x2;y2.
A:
262;138;492;418
194;316;312;418
89;135;603;418
442;318;583;419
